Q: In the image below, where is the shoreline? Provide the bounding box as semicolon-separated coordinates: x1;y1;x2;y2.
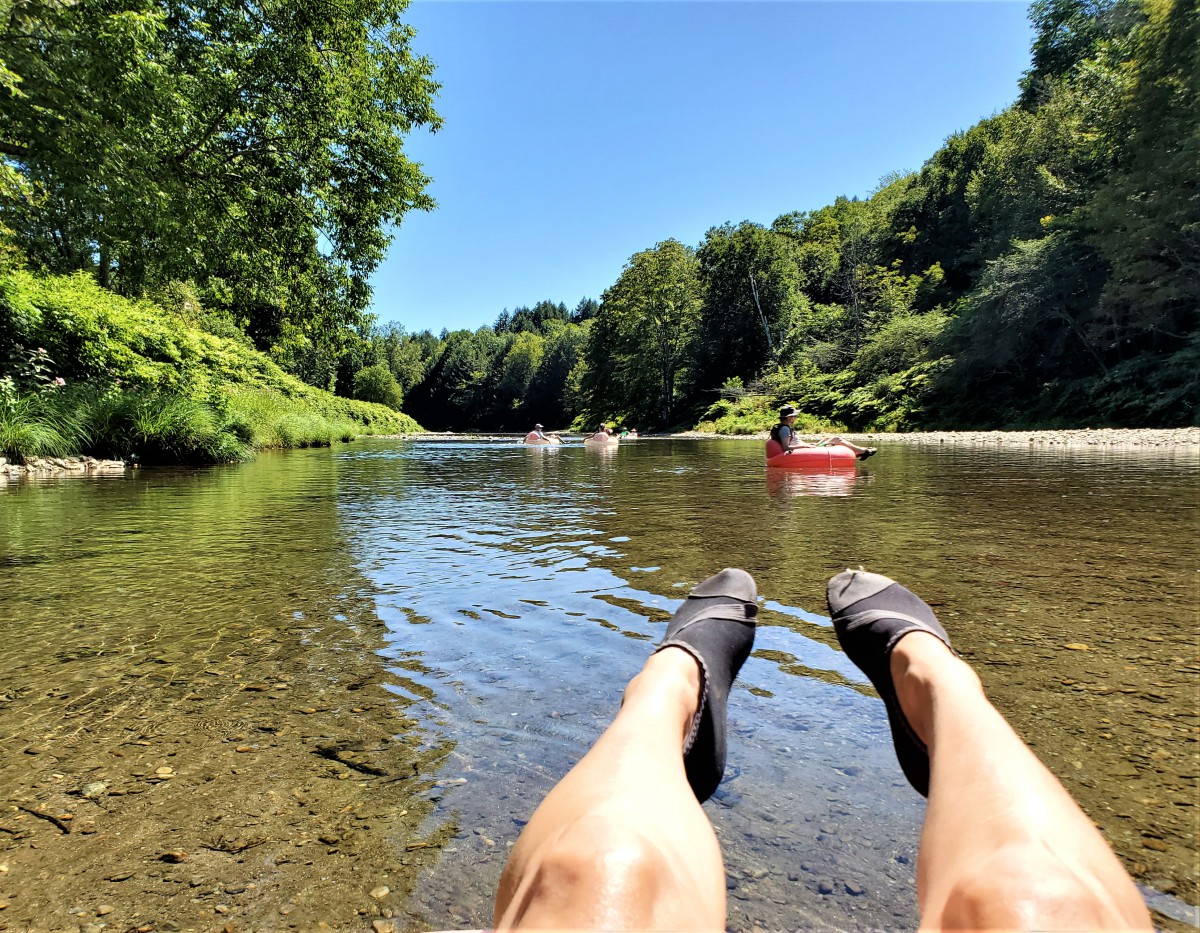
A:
390;427;1200;449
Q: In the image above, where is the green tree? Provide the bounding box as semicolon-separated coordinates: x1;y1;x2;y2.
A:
0;0;441;373
694;222;808;391
1086;0;1199;360
495;331;544;421
1019;0;1142;108
526;321;588;426
934;233;1110;424
352;362;403;410
591;240;702;429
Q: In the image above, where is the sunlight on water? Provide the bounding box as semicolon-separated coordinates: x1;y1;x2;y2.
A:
1;438;1195;931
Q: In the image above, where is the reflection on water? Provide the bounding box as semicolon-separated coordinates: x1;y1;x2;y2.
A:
1;438;1196;931
765;465;870;499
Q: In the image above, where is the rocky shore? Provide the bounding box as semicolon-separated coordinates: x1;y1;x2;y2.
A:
398;427;1200;449
0;456;127;479
834;427;1200;449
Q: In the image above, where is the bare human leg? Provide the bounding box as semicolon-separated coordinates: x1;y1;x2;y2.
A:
822;435;876;459
493;648;726;931
494;568;758;931
894;633;1152;931
828;570;1151;932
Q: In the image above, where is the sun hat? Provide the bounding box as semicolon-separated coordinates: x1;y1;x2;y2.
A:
534;423;544;429
779;405;799;418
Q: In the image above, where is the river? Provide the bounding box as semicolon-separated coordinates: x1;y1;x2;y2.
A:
0;438;1196;932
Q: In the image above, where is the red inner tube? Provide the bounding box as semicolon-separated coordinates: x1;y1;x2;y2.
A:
766;446;857;469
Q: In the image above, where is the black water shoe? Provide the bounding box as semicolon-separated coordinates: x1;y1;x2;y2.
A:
655;568;758;803
826;569;953;797
857;448;877;460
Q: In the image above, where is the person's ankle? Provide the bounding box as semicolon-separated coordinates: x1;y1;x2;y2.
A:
630;648;702;725
890;632;978;746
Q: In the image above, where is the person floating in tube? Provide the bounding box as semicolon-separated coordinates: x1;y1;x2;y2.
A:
767;405;876;460
584;423;616;444
523;423;562;445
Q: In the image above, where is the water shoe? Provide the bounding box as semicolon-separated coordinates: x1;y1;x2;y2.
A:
826;569;953;796
655;568;758;802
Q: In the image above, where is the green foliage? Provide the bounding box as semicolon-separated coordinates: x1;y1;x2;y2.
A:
352;363;404;410
0;0;441;361
832;359;953;432
1085;0;1199;358
853;311;951;376
221;390;360;449
0;270;420;462
1019;0;1141;108
583;240;702;430
695;393;839;436
0;392;80;461
0;270;420;433
694;221;808;387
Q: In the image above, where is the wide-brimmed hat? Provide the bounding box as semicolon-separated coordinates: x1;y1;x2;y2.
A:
779;405;799;418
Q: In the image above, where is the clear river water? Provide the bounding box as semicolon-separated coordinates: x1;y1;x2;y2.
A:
1;437;1196;932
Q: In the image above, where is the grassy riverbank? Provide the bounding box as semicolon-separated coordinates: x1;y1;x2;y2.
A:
0;272;422;464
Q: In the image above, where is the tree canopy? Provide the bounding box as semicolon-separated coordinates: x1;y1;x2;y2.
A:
0;0;441;365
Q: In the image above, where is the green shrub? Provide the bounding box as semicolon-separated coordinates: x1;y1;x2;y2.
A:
853;312;950;376
352;362;403;410
0;270;423;434
0;271;425;464
694;393;840;435
73;389;250;464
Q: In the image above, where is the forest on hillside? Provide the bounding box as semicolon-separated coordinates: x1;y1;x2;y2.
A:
2;0;1197;436
394;0;1198;432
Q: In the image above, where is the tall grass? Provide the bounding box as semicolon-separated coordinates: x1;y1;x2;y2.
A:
221;390;358;449
0;387;374;466
0;393;83;460
86;391;251;464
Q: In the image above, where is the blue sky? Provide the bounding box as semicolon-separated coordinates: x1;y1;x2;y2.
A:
374;1;1034;334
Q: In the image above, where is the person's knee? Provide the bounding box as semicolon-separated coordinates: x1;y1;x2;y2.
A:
935;844;1125;931
539;815;667;895
517;816;670;925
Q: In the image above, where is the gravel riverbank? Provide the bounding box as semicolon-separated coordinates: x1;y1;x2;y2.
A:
815;427;1200;449
401;427;1200;449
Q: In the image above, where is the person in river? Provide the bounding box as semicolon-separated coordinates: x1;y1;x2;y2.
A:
584;423;616;443
523;423;561;445
768;405;876;460
491;568;1152;931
